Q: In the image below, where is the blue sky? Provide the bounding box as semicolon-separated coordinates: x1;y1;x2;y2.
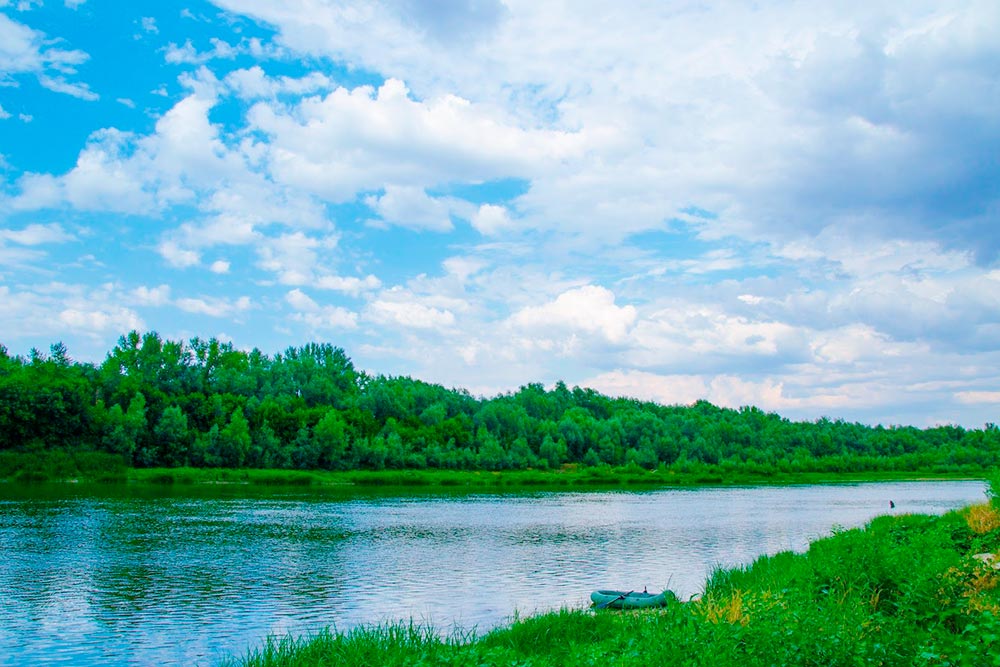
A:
1;0;999;427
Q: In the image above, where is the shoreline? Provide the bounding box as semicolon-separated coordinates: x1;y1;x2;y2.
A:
222;493;1000;666
1;459;987;492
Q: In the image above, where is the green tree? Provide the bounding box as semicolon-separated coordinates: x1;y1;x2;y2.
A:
209;408;251;468
539;435;568;468
313;409;349;470
154;405;190;467
123;393;147;464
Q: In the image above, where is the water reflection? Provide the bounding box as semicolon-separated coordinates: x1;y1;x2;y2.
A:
0;480;986;666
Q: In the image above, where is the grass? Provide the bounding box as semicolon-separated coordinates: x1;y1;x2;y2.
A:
0;449;128;483
224;498;1000;667
85;463;998;490
1;450;989;490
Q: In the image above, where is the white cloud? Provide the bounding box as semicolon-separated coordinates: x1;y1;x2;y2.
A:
442;256;486;282
158;240;201;268
314;274;381;295
367;298;456;329
583;369;878;416
129;284;171;306
209;259;230;274
0;282;145;344
246;78;586;201
955;391;1000;405
286;288;358;329
225;66;331;99
59;306;142;333
37;74;98;100
164;37;284;65
470;203;512;236
0;223;74;245
256;231;337;285
293;307;359;330
285;287;317;311
0;13;94;99
0;104;10;120
583;369;708;407
217;0;1000;256
164;38;238;65
175;295;251;317
510;285;636;344
366;185;454;232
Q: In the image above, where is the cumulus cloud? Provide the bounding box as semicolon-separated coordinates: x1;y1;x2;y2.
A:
366;185;454;232
175;295;251;317
366;298;456;329
217;0;1000;257
246;78;586;201
256;231;337;285
470;203;512;236
314;274;382;295
0;282;145;344
510;285;637;344
209;259;230;274
158;240;201;268
129;284;171;306
285;288;358;329
3;0;999;428
225;66;331;99
59;306;142;333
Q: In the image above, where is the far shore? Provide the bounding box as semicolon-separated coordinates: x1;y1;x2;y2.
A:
1;460;987;492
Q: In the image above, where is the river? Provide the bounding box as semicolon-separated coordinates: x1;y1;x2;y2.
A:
0;479;986;665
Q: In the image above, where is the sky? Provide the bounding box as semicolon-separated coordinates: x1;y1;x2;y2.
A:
0;0;998;427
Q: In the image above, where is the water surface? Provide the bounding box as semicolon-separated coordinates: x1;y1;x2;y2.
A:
0;480;986;666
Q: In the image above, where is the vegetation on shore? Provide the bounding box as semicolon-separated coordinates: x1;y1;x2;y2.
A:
2;331;998;481
0;449;986;490
226;479;1000;667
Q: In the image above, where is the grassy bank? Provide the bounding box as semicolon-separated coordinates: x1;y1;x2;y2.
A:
0;450;987;490
227;496;1000;667
124;465;984;490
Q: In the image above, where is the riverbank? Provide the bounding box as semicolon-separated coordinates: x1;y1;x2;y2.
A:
128;465;987;491
227;493;1000;666
0;450;988;490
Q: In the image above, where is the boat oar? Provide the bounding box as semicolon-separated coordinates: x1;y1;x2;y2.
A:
597;590;633;610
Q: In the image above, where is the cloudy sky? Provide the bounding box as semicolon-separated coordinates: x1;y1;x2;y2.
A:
1;0;998;427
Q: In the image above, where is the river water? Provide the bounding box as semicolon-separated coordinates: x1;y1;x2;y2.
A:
0;480;987;666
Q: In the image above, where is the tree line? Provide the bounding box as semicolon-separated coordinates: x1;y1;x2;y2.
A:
1;331;997;474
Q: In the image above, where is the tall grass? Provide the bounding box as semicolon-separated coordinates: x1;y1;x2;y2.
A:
0;450;126;482
2;453;985;490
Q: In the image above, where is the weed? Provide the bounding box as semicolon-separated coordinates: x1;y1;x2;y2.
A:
965;503;1000;534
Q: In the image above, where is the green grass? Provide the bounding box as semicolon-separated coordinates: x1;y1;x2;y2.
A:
225;499;1000;667
0;449;128;483
123;465;985;491
1;452;986;491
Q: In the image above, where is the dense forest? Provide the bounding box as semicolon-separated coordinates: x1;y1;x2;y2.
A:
1;331;998;475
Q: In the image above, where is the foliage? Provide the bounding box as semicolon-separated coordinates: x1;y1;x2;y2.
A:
2;331;999;478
